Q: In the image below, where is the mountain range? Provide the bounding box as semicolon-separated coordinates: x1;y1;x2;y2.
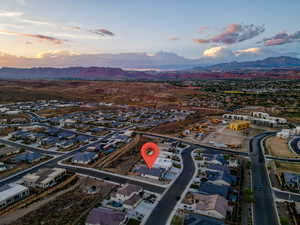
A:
0;56;300;81
201;56;300;71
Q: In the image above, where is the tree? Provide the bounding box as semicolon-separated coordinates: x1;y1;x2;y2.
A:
244;188;255;203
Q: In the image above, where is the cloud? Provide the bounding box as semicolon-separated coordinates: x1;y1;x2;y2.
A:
169;37;180;41
0;10;23;17
235;47;261;55
201;46;299;62
0;29;66;44
194;24;265;45
90;28;115;36
198;26;209;34
259;30;300;46
203;46;235;59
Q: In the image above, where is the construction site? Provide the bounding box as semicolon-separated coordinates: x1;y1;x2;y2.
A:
181;117;263;152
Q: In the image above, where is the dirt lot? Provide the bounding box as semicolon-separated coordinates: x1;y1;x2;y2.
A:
0;80;199;108
8;176;116;225
275;161;300;174
38;106;98;118
148;111;206;135
265;136;300;158
196;124;263;152
277;202;295;225
103;136;152;175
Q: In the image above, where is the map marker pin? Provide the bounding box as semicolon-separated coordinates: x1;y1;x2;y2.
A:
140;142;160;169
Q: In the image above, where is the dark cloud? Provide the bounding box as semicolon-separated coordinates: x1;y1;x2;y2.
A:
0;29;65;44
194;24;265;45
259;30;300;46
90;28;115;36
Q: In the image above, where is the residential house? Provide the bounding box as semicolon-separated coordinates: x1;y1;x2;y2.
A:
0;162;7;172
111;183;143;210
206;164;230;173
85;207;126;225
123;193;142;210
11;130;29;140
44;127;60;136
283;172;300;189
0;183;29;209
133;165;166;180
32;132;47;142
153;157;173;170
184;214;225;225
90;127;104;135
200;154;225;166
23;168;66;189
76;135;90;144
57;139;77;149
72;152;98;164
40;136;59;147
0;146;20;157
206;170;236;186
181;193;228;219
58;132;76;140
11;152;43;164
111;183;142;201
198;182;229;199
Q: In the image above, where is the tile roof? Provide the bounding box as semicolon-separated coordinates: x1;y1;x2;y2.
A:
192;193;228;218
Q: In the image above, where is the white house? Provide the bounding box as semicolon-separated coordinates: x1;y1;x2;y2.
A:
111;184;142;202
153;157;173;170
23;168;66;189
277;129;294;139
0;183;29;209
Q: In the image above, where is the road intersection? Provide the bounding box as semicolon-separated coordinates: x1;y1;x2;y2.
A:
1;116;300;225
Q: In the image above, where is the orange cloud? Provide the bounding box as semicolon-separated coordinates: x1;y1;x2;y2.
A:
195;24;265;45
169;37;180;41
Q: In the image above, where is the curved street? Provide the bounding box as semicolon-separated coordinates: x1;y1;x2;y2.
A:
1;115;300;225
145;146;197;225
289;136;300;155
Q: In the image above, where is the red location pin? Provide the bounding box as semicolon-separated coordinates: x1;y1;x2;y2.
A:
140;142;160;169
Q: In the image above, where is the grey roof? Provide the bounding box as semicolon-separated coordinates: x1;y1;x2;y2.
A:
206;170;236;185
283;172;300;185
198;182;229;199
72;152;97;162
184;214;224;225
134;165;166;178
207;164;230;173
12;151;43;163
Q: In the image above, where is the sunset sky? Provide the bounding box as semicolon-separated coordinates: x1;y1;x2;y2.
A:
0;0;299;68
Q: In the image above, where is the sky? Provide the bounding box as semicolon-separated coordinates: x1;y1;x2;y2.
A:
0;0;299;68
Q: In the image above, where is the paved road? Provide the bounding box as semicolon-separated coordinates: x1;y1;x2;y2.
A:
0;131;167;194
59;165;165;194
0;138;63;156
250;133;279;225
266;155;300;162
145;146;197;225
274;189;300;202
289;137;300;155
